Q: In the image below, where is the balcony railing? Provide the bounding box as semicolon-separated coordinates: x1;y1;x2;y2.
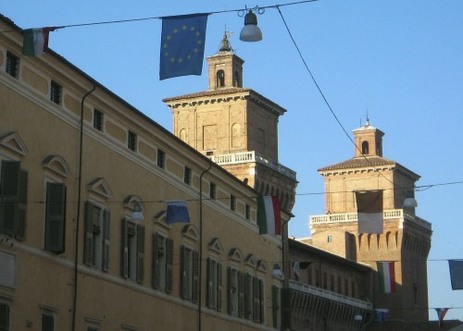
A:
310;209;432;230
209;151;297;180
289;280;373;310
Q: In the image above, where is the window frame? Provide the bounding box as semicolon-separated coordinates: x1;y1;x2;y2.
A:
120;218;145;283
183;166;192;185
152;231;173;293
84;201;110;271
0;300;10;331
180;245;199;302
5;52;19;78
206;257;223;311
50;80;62;105
157;149;165;169
93;109;104;131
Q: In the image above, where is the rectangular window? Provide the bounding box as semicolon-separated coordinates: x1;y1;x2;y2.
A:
227;267;242;317
44;182;66;253
184;167;192;185
5;52;18;78
245;204;251;220
0;302;10;331
128;130;137;152
152;232;173;293
206;258;223;311
330;274;335;291
322;272;327;289
327;235;333;243
84;202;110;271
337;276;342;294
344;279;349;296
209;182;216;200
180;245;199;302
230;195;236;211
157;149;165;168
93;109;104;131
50;81;62;105
42;313;54;331
121;219;144;283
0;161;27;240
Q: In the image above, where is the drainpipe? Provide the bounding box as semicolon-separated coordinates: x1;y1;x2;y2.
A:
72;85;96;331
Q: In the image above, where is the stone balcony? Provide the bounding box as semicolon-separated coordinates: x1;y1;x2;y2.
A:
310;209;432;231
209;150;297;180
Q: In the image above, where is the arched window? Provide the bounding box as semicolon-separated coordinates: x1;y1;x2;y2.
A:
216;70;225;87
233;71;241;87
361;141;369;155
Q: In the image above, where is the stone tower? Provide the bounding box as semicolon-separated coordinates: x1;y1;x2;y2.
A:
309;120;432;322
163;33;298;213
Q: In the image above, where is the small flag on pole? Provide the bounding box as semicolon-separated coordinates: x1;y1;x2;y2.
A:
159;14;208;80
166;200;190;224
356;190;383;234
257;196;281;235
377;261;396;293
435;308;449;328
448;259;463;290
22;27;56;56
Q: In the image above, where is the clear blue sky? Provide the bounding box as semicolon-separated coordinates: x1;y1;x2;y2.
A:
2;0;462;322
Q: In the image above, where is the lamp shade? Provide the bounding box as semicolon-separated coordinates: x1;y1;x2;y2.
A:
404;197;418;208
132;205;144;221
240;10;263;42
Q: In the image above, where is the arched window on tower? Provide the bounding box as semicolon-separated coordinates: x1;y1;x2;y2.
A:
216;70;225;88
233;71;241;87
361;141;369;155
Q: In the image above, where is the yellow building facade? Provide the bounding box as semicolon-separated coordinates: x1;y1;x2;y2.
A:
0;15;287;331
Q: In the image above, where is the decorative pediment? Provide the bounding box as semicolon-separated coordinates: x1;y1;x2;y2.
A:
0;132;28;157
87;177;113;200
257;259;268;273
244;254;257;268
181;224;198;241
153;210;171;231
208;237;224;255
124;195;145;211
42;155;71;178
228;248;243;263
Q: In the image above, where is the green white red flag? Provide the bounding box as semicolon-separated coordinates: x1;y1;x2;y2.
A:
257;196;281;235
377;261;396;293
22;27;56;56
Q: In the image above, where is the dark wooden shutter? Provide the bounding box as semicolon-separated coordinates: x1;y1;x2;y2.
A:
15;170;27;240
180;245;186;299
84;202;95;266
120;218;128;278
192;250;199;303
238;271;245;318
102;209;110;272
42;314;54;331
227;267;233;315
206;258;213;308
165;237;173;294
44;182;66;253
272;285;279;328
152;232;160;289
217;262;223;312
259;278;264;323
0;161;20;236
0;302;9;331
136;225;145;284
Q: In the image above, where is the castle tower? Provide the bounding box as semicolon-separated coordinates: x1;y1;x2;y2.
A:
309;120;432;322
163;33;298;213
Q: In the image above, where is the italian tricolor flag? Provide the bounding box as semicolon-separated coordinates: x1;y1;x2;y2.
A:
257;196;281;235
377;261;396;293
22;27;56;56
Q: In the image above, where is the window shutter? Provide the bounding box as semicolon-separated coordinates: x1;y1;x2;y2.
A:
102;209;110;272
272;285;279;328
253;276;260;322
227;267;233;315
238;271;245;318
42;314;54;331
217;262;223;312
84;202;96;266
192;250;199;304
206;258;213;308
245;273;252;320
180;245;186;299
0;302;9;331
15;170;27;240
120;218;128;278
152;233;160;289
136;225;145;284
44;183;66;253
165;237;173;294
258;278;264;323
0;161;20;236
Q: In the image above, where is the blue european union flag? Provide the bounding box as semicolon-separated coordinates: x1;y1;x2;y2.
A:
160;14;208;80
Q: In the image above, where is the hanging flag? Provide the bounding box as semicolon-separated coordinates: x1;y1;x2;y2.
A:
22;27;56;56
448;259;463;290
159;14;208;80
257;196;281;235
356;190;383;234
377;261;396;293
292;261;311;281
166;200;190;224
435;308;449;328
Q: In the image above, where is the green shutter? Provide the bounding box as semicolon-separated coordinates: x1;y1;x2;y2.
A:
238;271;245;318
120;218;128;278
272;285;279;328
15;170;27;240
102;209;110;272
259;278;264;323
0;161;20;236
192;250;199;303
44;183;66;253
165;237;173;294
0;302;10;331
227;267;233;315
136;225;145;284
217;262;223;312
84;202;95;266
206;258;213;308
180;245;186;299
152;232;160;289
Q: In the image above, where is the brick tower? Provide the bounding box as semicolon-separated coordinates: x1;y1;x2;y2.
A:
309;120;432;322
163;33;298;213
